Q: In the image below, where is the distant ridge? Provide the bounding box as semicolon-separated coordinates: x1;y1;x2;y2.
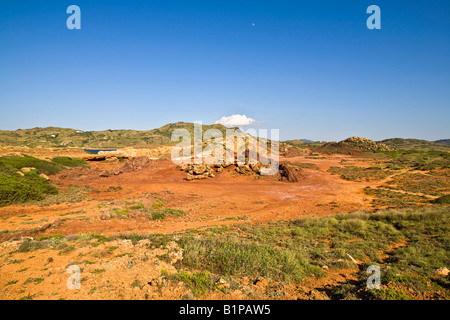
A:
0;122;239;148
380;138;450;151
435;139;450;146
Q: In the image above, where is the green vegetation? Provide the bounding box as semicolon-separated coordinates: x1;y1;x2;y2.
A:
382;150;450;170
168;271;217;297
0;155;89;206
381;138;450;152
24;277;44;285
51;157;88;168
0;155;62;175
34;184;91;206
364;187;431;207
150;208;185;220
8;206;449;299
98;198;185;221
176;206;449;299
433;195;450;204
329;166;392;182
290;162;319;170
0;171;58;206
0;123;237;148
385;172;449;196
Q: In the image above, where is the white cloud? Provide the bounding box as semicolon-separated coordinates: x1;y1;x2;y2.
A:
215;114;257;127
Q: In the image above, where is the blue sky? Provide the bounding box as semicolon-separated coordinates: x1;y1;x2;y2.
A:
0;0;449;141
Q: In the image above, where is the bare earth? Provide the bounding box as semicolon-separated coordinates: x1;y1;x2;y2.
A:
0;152;385;300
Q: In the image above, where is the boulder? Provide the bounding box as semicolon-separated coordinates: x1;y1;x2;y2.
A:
99;170;112;178
100;210;111;220
436;267;449;276
52;218;63;227
39;173;50;180
192;164;207;175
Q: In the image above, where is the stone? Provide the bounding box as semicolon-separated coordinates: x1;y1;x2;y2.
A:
52;218;63;227
192;164;207;175
250;163;261;173
39;173;50;180
100;210;111;220
37;223;52;231
99;170;111;177
254;277;269;287
436;267;449;276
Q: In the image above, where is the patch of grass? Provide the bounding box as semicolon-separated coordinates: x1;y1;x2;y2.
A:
368;288;410;300
34;184;90;206
38;234;66;241
364;187;431;207
131;279;142;288
329;166;392;182
92;269;106;275
58;244;75;255
24;277;44;285
0;171;58;206
432;194;450;204
152;198;165;209
51;157;88;168
174;206;449;300
290;162;319;170
17;237;68;253
168;271;216;297
149;208;185;220
385;172;449;196
130;202;145;210
111;208;131;218
6;280;18;286
0;155;62;175
178;237;324;282
382;150;450;170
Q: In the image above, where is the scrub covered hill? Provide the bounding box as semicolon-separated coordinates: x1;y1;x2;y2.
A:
380;138;450;151
0;122;238;148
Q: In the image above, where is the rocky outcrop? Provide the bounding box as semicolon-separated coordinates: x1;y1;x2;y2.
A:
278;163;301;182
99;156;155;177
85;146;169;161
342;136;394;152
178;161;268;180
179;163;215;180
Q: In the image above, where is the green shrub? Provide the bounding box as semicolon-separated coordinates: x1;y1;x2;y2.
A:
178;237;323;282
0;155;62;175
0;172;58;206
51;157;88;168
168;271;216;297
433;194;450;204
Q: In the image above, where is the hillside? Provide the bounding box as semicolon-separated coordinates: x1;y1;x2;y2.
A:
0;122;238;148
435;139;450;146
381;138;450;151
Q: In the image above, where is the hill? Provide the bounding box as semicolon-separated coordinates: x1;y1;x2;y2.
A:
341;137;393;152
381;138;450;151
0;122;238;148
435;139;450;146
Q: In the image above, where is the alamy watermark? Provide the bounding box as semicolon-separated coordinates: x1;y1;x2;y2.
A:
366;265;381;290
170;122;279;175
67;265;81;290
